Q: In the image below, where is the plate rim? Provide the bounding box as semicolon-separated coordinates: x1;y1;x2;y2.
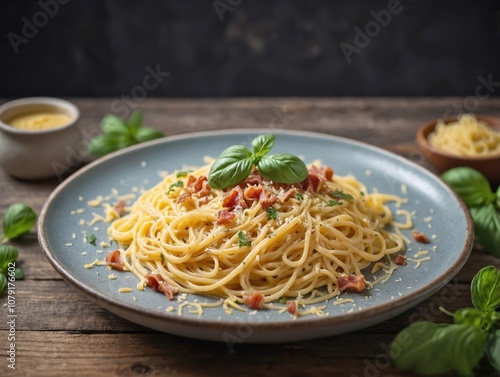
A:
37;128;474;333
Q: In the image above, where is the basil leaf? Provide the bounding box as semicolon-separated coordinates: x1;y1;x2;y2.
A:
487;330;500;373
88;135;120;157
470;205;500;257
2;204;37;242
391;322;487;376
101;114;128;135
257;154;308;184
127;111;142;134
441;167;495;207
0;245;18;273
471;266;500;311
252;134;275;157
453;307;491;330
208;145;253;189
0;274;6;296
135;127;164;143
496;186;500;209
15;267;24;280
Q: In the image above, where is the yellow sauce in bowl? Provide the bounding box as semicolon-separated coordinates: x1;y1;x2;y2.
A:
7;112;72;131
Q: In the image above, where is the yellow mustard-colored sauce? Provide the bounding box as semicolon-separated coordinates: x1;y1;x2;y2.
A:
7;112;71;131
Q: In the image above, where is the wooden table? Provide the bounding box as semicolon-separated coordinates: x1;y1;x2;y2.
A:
1;98;499;377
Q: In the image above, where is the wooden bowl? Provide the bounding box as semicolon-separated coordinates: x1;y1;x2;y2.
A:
416;114;500;185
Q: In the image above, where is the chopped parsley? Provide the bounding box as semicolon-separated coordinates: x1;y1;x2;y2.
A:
167;181;184;194
331;189;354;201
266;206;278;220
279;297;287;304
160;253;165;261
328;199;341;206
237;231;251;247
176;171;190;178
360;191;365;196
85;234;97;246
328;189;354;205
296;192;304;202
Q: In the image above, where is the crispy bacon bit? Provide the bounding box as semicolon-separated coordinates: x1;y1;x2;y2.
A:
114;200;126;216
217;210;236;225
259;190;278;210
240;169;264;187
287;300;298;315
300;165;334;192
177;193;192;204
144;273;178;299
412;229;430;244
338;274;366;293
198;196;210;205
222;186;248;210
324;166;334;181
394;254;407;266
278;188;297;203
105;250;124;271
243;185;277;209
186;175;211;198
242;291;265;310
243;185;263;200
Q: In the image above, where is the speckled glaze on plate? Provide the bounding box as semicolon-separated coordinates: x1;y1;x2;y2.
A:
38;129;473;343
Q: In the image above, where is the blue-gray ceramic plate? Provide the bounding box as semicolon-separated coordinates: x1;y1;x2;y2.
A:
38;130;473;343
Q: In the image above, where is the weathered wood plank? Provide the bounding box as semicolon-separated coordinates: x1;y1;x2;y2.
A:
3;330;497;377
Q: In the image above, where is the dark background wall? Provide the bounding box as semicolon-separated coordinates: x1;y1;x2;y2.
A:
1;0;500;97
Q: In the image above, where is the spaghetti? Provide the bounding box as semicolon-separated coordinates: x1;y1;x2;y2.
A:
107;161;410;308
428;114;500;156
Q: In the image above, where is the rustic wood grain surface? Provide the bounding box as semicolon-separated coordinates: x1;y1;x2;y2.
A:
0;98;499;377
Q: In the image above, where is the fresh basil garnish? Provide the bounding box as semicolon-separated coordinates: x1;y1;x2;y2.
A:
208;134;308;189
471;265;500;311
0;245;18;274
1;203;37;243
470;205;500;257
391;266;500;376
487;330;500;373
442;167;500;257
89;111;164;157
441;167;495;207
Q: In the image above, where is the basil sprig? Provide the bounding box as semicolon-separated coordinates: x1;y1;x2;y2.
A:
442;167;500;257
1;203;37;243
208;134;308;189
88;111;164;157
391;266;500;376
0;203;31;295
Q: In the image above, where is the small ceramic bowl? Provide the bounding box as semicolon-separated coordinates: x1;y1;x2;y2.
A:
0;97;81;180
417;114;500;184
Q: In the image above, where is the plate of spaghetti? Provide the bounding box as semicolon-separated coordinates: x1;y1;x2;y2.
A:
38;129;473;343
